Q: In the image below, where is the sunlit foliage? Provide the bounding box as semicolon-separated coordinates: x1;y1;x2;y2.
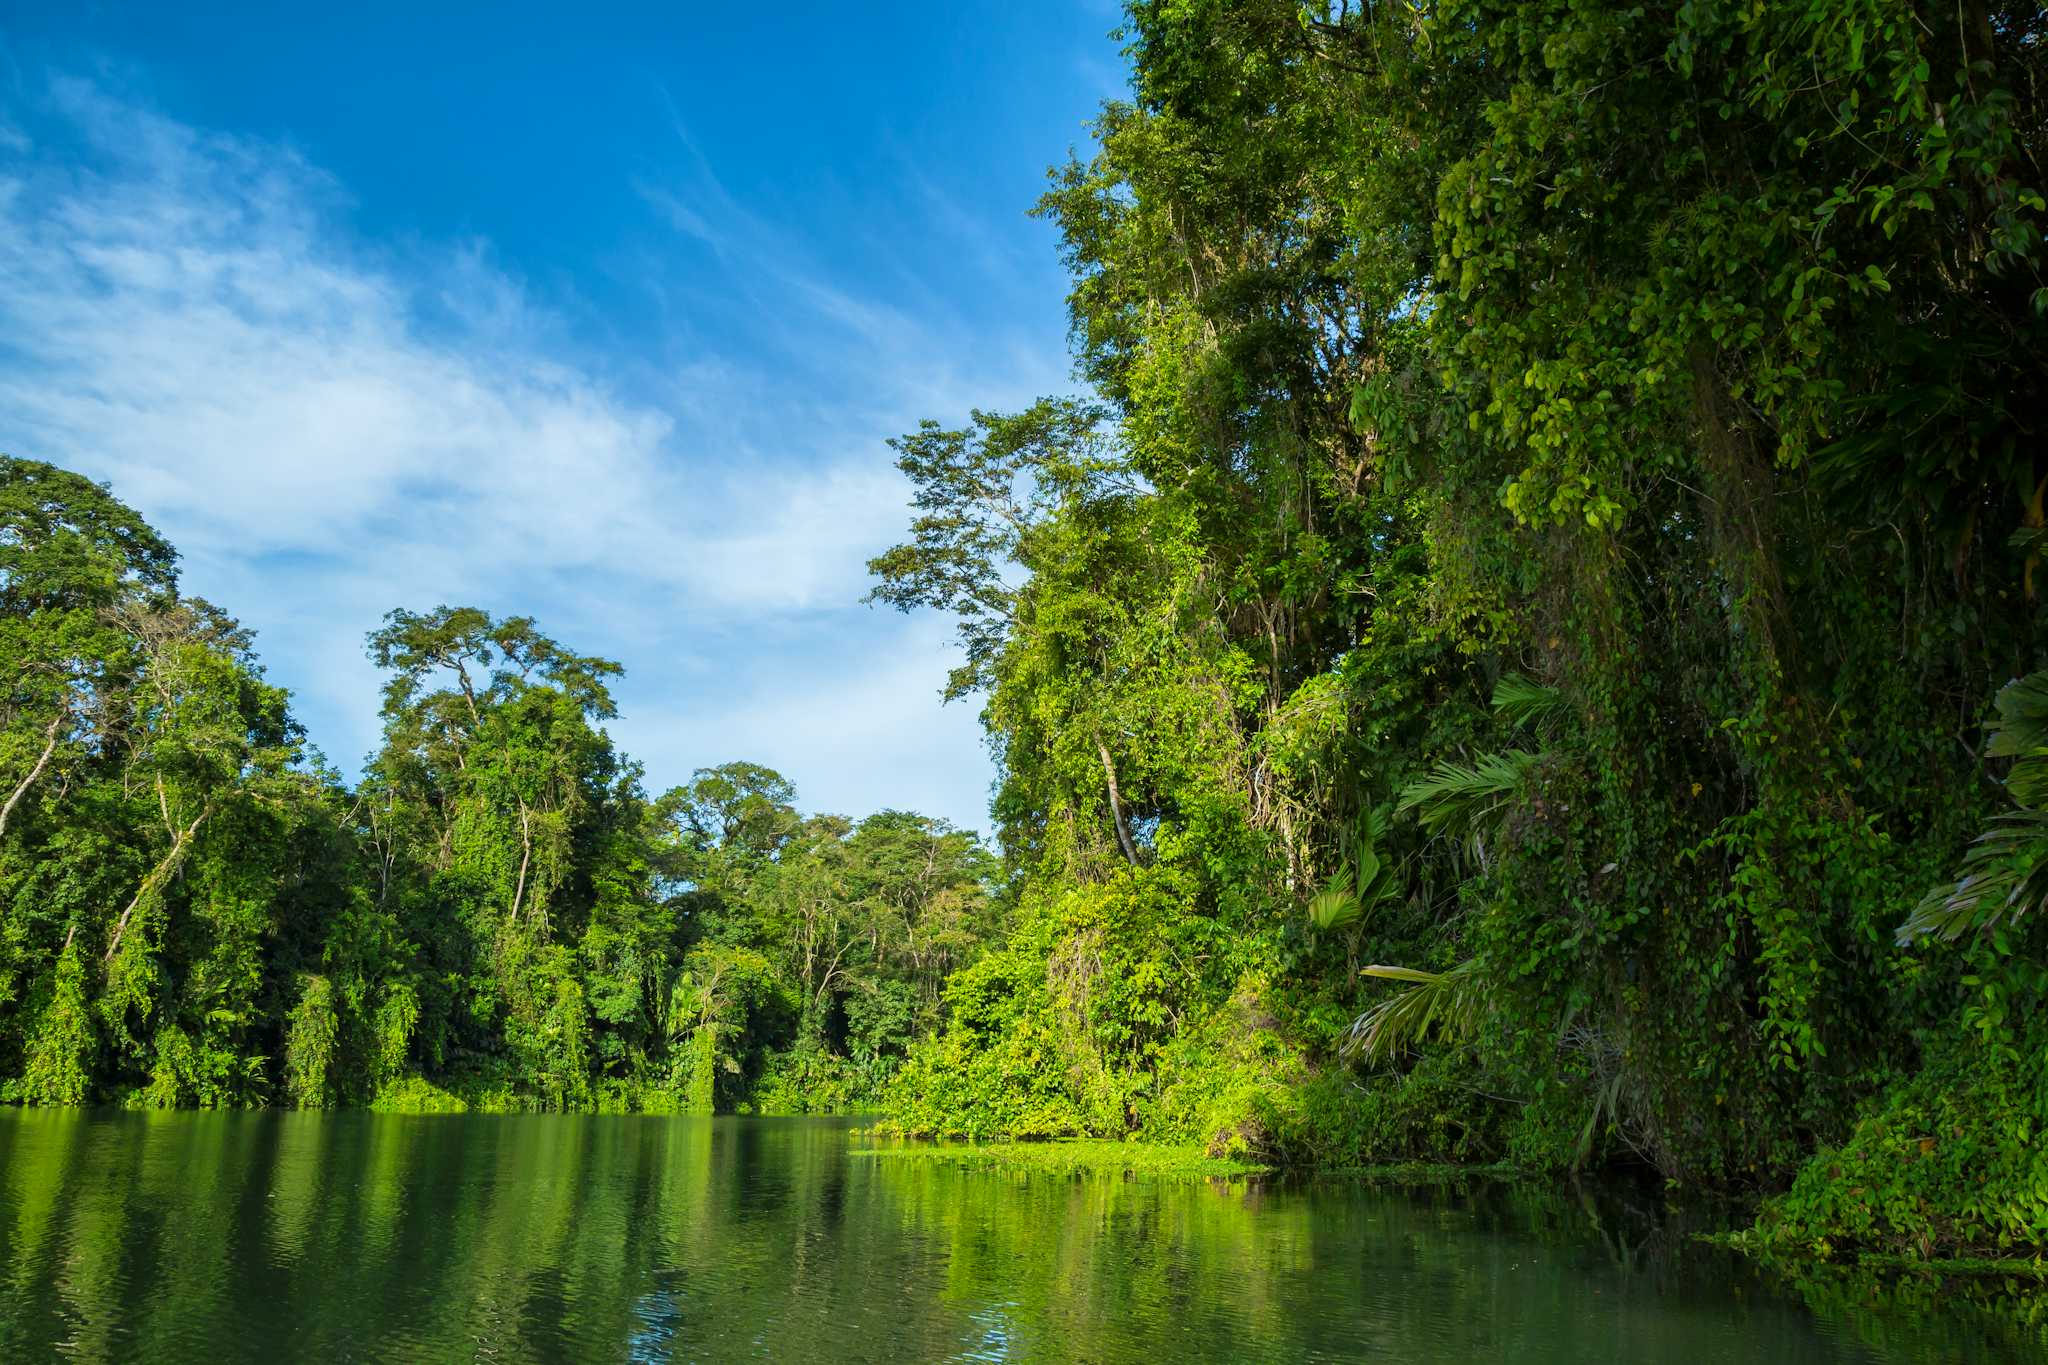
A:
0;460;997;1112
870;0;2048;1257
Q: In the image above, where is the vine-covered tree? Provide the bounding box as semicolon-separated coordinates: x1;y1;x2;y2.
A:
876;0;2048;1260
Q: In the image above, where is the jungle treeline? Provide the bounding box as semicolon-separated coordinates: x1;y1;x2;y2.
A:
6;0;2048;1263
862;0;2048;1259
0;457;1001;1114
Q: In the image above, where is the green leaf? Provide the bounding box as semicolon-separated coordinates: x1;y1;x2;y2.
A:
1348;959;1484;1062
1397;750;1541;836
1491;674;1566;729
1308;869;1362;932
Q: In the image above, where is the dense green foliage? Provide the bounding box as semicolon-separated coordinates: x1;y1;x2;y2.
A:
8;0;2048;1268
867;0;2048;1259
0;457;996;1113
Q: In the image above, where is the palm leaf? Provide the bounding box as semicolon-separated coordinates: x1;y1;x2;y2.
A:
2007;755;2048;808
1897;808;2048;944
1491;674;1565;729
1310;805;1403;933
1899;668;2048;946
1988;670;2048;809
1307;868;1363;932
1346;958;1483;1062
1987;671;2048;761
1395;750;1539;837
1575;1073;1625;1169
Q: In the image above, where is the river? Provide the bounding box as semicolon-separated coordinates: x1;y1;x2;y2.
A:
0;1110;2032;1361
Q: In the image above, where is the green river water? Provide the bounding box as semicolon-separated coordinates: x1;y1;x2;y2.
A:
0;1110;2035;1362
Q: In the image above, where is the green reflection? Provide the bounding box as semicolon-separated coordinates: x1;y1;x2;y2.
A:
0;1111;2038;1363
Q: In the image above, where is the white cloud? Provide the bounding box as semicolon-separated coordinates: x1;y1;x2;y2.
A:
2;82;684;597
620;613;996;827
0;75;1043;827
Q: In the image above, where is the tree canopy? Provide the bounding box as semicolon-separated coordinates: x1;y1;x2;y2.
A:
868;0;2048;1260
0;463;998;1114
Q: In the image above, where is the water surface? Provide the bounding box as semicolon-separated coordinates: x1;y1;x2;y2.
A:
0;1111;2032;1361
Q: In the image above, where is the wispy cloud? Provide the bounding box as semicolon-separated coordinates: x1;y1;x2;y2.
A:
0;73;1058;826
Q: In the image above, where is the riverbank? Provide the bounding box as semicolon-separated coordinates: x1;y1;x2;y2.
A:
858;1137;1565;1187
858;1136;2048;1308
854;1137;1269;1179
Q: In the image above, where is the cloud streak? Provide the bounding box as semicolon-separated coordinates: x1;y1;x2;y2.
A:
0;74;1053;827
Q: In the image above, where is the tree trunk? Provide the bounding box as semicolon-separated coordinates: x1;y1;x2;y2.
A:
104;800;214;965
511;800;534;921
1691;344;1797;682
1096;737;1139;867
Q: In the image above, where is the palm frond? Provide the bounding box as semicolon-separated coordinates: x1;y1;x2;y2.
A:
1575;1073;1625;1170
2008;757;2048;809
1491;674;1565;729
1899;668;2048;946
1987;671;2048;762
1351;803;1391;853
1897;809;2048;944
1395;750;1539;837
1308;868;1363;932
1308;804;1403;933
1346;958;1483;1062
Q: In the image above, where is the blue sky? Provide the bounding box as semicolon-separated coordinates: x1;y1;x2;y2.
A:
0;2;1127;829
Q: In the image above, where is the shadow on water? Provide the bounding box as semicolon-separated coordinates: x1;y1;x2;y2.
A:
0;1109;2039;1363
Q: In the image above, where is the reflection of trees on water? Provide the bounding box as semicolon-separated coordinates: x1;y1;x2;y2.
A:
0;1112;2034;1363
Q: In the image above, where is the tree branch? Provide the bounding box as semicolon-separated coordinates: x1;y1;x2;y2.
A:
512;799;534;921
0;710;64;840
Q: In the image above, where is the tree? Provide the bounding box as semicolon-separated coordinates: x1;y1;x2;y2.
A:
866;398;1127;700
